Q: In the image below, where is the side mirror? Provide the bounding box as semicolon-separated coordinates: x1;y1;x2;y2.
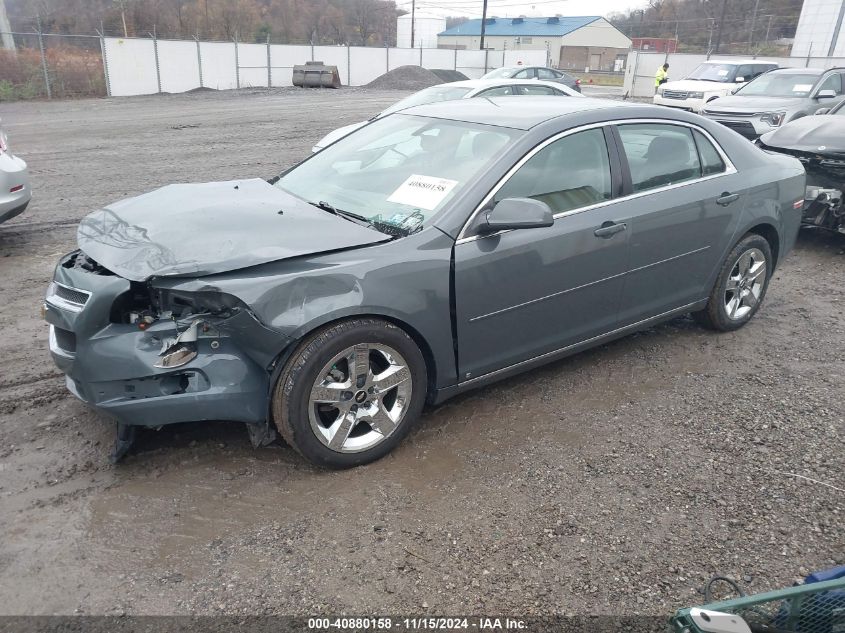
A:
815;107;831;115
817;89;837;99
481;197;554;233
735;76;745;83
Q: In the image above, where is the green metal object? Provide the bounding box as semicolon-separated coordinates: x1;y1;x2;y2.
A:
671;577;845;633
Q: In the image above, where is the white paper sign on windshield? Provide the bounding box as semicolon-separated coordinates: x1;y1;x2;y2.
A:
793;84;813;92
387;174;459;211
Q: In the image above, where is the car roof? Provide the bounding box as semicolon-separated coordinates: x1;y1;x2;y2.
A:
433;79;576;94
769;67;825;75
497;65;557;71
701;59;776;65
400;96;637;130
436;78;563;89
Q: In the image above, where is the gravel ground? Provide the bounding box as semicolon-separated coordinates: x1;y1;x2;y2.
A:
0;87;843;618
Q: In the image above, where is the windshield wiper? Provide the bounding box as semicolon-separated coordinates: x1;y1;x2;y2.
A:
309;201;417;238
310;200;372;225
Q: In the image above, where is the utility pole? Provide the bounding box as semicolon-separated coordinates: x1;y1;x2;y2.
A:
764;15;774;44
410;0;415;49
748;0;760;54
707;18;715;57
479;0;488;51
713;0;728;54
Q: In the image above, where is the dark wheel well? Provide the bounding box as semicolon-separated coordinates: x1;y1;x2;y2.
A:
746;223;780;268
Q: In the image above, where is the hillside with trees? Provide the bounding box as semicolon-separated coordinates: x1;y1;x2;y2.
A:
5;0;402;45
608;0;805;55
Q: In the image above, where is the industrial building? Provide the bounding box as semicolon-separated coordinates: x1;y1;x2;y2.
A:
436;16;632;72
791;0;845;57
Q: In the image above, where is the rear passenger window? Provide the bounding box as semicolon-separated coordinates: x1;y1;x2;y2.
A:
494;128;612;214
617;123;702;193
693;130;726;176
478;85;518;96
520;85;559;95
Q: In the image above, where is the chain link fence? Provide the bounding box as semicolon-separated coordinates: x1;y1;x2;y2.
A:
0;31;105;100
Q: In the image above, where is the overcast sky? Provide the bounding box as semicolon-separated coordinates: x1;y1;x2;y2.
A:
393;0;649;19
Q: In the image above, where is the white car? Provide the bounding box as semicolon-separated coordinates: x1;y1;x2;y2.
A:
654;60;778;113
0;119;30;224
312;78;582;152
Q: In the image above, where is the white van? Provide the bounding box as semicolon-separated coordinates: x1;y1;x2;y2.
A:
653;60;779;113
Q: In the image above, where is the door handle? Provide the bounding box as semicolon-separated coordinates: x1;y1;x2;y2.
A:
716;192;740;206
594;221;627;238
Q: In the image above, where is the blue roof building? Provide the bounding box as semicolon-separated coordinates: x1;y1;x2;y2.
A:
437;16;632;72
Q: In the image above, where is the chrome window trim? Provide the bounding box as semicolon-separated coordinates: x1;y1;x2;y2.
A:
456;117;738;244
46;281;91;314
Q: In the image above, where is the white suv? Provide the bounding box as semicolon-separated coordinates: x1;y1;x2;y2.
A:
654;60;778;113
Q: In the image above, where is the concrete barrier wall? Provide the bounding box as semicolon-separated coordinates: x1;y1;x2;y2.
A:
103;36;547;97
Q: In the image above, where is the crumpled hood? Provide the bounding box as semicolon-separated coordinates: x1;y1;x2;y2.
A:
760;115;845;153
77;178;390;282
704;95;807;112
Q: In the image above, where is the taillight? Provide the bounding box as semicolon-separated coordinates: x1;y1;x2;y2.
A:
575;79;581;86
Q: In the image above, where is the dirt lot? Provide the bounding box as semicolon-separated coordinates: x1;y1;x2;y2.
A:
0;87;842;618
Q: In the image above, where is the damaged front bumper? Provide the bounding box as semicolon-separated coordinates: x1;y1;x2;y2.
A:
44;251;291;428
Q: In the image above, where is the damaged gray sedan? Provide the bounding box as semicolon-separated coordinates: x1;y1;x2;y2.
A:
46;98;805;468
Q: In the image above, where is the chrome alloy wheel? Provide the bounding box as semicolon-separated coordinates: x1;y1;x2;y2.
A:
724;247;767;321
308;343;413;453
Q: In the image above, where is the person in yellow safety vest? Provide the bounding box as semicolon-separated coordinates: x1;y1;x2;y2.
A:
655;63;669;92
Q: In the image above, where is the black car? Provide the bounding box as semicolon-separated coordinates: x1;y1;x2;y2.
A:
482;65;581;93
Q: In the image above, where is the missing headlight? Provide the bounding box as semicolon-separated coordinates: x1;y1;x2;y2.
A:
154;320;200;369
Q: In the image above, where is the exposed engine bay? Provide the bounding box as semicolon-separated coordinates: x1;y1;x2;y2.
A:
802;185;845;234
757;138;845;235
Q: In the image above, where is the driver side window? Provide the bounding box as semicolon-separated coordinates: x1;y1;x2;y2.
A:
493;128;612;215
817;73;843;95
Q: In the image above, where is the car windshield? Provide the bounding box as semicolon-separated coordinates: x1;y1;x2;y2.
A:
275;114;518;230
687;63;739;82
735;72;820;97
381;86;473;116
482;67;516;79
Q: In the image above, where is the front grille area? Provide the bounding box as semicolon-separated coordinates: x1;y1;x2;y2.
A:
716;120;757;137
705;110;757;118
54;284;90;306
53;327;77;353
662;90;688;100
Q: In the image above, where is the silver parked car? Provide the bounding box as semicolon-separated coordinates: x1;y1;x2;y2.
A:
0;119;31;224
45;98;804;468
703;67;845;139
312;78;581;152
482;65;582;92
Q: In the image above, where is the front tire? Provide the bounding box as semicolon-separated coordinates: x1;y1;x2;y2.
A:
693;233;772;331
272;318;427;469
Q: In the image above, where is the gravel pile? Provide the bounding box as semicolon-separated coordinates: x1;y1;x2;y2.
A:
366;65;443;90
430;69;469;83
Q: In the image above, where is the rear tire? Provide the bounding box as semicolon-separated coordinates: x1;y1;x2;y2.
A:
693;233;772;331
272;318;427;469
